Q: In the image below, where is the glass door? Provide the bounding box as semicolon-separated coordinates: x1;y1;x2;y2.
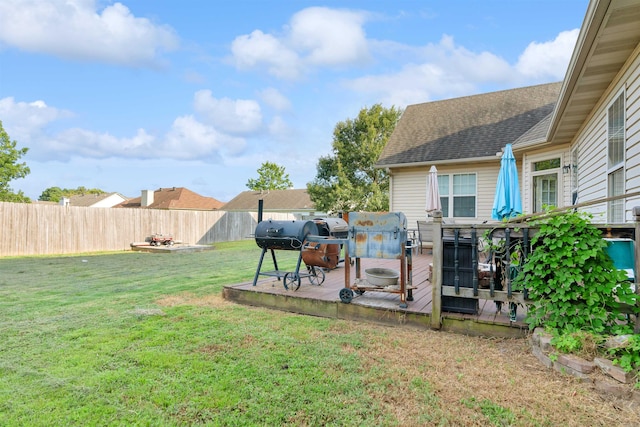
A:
533;173;557;212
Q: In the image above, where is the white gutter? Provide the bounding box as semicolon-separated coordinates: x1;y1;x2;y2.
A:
376;155;502;169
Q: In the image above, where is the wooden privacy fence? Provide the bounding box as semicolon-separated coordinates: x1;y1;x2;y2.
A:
0;202;294;256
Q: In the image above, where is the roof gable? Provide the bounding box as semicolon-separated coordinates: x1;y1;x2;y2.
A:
117;187;224;210
223;189;314;211
68;192;126;207
378;82;562;166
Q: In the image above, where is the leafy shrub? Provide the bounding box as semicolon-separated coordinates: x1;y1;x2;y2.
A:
515;209;638;335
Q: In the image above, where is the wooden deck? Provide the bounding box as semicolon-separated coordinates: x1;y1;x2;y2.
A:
223;249;530;338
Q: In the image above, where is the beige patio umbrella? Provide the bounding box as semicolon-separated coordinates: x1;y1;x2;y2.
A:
426;165;442;213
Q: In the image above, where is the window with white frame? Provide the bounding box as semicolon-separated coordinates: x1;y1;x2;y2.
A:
607;92;625;223
437;173;476;217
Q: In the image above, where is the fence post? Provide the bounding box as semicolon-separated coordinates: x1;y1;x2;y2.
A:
431;211;443;330
634;207;640;334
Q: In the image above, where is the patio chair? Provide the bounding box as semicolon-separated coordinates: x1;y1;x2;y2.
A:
416;220;434;254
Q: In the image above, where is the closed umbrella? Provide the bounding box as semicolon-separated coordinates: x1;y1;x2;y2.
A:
492;144;522;220
426;165;442;213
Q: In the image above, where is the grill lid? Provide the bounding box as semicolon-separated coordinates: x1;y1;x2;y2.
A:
255;219;319;250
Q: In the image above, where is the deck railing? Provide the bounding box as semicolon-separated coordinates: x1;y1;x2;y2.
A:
429;210;640;333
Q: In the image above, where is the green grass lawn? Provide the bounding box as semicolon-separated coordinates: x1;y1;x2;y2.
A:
1;241;638;426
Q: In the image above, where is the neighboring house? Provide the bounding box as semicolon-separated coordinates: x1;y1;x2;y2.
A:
116;187;225;210
223;189;319;219
379;0;640;226
378;82;562;226
64;192;128;208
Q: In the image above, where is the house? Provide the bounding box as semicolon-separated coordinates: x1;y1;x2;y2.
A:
223;189;319;219
378;82;562;226
116;187;225;210
378;0;640;226
64;192;127;208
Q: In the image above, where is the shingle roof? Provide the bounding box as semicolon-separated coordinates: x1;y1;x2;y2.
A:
116;187;224;210
377;82;562;166
223;189;314;211
512;112;553;147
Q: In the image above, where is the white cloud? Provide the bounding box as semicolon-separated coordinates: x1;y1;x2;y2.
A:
259;88;291;111
289;7;370;67
230;29;303;79
345;30;578;108
0;0;179;67
193;90;263;135
230;7;370;79
1;95;250;162
346;35;512;106
52;127;155;158
516;29;579;80
0;96;73;143
163;115;246;160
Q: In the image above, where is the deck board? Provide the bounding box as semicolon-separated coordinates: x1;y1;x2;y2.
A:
224;249;529;337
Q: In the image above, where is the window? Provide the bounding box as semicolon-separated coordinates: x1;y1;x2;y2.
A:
532;158;560;212
608;92;625;223
437;173;476;218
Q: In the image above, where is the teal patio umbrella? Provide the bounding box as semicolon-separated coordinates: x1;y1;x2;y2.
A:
492;144;522;220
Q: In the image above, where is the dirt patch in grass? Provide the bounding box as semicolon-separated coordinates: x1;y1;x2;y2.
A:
337;323;640;426
155;292;231;308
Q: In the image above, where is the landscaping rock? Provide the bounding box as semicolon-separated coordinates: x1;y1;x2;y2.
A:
532;345;553;368
556;353;596;374
603;334;634;350
594;357;637;384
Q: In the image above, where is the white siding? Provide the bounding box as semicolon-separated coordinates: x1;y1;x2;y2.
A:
389;162;500;227
573;52;640;223
624;58;640;219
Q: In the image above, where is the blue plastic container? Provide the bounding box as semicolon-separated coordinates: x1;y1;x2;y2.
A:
603;238;635;280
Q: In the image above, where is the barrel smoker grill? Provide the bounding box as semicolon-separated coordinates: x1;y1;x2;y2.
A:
253;219;337;290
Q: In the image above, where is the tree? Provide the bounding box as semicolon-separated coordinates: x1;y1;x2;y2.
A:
307;104;402;213
246;161;293;191
38;186;106;202
0;120;31;203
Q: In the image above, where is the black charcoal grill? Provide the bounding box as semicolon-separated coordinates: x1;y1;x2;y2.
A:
254;219;318;250
252;219;325;290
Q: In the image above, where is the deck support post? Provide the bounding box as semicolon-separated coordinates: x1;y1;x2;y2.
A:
431;211;443;330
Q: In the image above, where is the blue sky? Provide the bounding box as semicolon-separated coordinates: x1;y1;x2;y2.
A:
0;0;589;202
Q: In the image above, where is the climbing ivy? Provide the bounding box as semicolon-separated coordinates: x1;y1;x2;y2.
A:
515;209;638;335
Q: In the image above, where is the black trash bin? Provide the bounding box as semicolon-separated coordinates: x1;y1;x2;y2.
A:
442;235;479;314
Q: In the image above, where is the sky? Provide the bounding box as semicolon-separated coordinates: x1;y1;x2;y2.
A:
0;0;590;203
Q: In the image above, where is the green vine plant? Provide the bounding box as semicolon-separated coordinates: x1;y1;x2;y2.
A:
514;208;638;335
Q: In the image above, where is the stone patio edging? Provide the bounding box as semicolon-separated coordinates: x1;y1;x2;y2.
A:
530;327;640;402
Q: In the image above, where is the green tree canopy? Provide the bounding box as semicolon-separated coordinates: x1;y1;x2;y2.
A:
246;161;293;191
38;186;106;202
0;120;31;203
307;104;402;213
